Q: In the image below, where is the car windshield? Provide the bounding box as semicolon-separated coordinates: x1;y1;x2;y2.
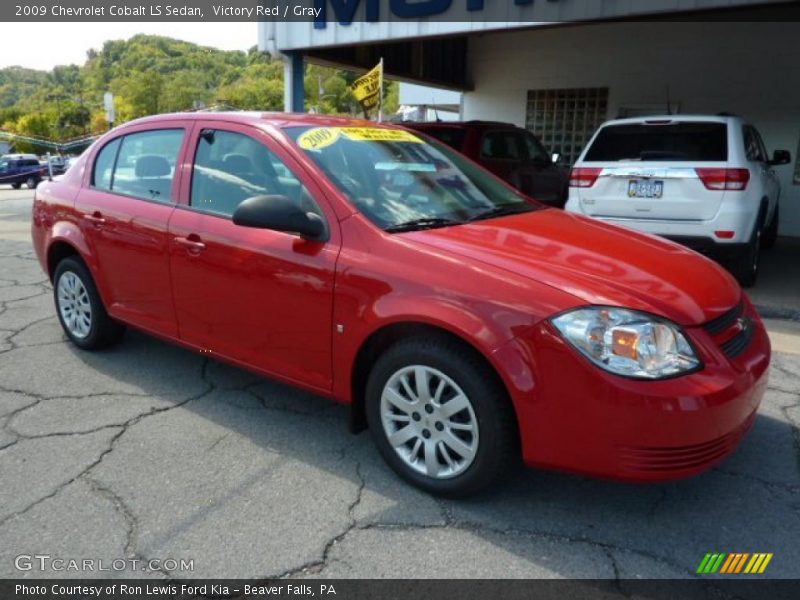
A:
285;126;538;232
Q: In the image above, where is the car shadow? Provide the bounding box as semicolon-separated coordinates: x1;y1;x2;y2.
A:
62;328;800;581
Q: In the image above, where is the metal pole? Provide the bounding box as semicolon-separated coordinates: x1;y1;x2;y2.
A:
378;58;384;123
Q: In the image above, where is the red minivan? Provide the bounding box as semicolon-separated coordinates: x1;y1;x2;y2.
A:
32;113;770;496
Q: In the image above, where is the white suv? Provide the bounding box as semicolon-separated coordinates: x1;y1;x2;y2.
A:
565;115;791;286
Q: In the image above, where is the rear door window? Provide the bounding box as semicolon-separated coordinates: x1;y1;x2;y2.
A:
584;122;728;162
108;129;184;203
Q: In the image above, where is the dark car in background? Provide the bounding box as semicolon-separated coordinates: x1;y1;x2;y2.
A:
42;155;67;176
405;121;569;207
0;154;46;189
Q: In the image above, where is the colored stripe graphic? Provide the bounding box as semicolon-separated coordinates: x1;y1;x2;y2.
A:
735;553;750;573
697;553;727;574
700;553;773;575
696;554;713;574
758;553;773;573
722;553;749;574
744;554;760;573
718;554;735;573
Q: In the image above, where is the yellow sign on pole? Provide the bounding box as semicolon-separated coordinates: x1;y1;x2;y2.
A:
351;59;383;119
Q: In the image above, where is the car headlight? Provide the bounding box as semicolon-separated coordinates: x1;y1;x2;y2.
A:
551;307;701;379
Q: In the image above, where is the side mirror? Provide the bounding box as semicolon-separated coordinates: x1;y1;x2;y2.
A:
769;149;791;166
233;195;326;241
551;152;561;164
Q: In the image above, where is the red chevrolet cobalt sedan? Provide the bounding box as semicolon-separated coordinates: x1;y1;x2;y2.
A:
31;113;769;496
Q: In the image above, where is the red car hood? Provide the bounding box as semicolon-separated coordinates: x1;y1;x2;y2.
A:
405;209;740;326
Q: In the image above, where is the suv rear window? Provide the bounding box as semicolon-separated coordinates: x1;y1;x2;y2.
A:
416;127;466;151
584;122;728;162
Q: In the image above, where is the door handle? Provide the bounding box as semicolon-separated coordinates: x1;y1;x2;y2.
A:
174;236;206;251
83;212;106;225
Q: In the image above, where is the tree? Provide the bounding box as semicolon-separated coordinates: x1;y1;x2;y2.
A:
216;61;284;110
162;71;211;112
112;71;165;120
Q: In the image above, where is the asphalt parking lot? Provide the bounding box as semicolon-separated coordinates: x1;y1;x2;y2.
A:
1;187;799;581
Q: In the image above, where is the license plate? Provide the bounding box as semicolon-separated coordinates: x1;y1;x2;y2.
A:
628;179;663;198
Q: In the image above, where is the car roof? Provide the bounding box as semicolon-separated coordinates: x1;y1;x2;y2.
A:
406;120;516;129
601;114;746;127
121;111;386;130
1;153;39;160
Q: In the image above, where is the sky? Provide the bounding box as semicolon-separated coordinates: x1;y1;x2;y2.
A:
0;22;257;71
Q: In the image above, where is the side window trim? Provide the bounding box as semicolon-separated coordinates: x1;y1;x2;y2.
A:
753;128;769;164
108;137;123;191
91;136;122;189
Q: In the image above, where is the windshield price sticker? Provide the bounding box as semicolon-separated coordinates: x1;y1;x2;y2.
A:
297;127;341;151
341;128;422;143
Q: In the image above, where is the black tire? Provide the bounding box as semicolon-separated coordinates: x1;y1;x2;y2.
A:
365;336;519;497
53;257;125;350
26;176;39;190
11;183;22;190
729;222;761;288
763;204;779;250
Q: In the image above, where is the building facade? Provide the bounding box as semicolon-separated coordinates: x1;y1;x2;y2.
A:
261;1;800;236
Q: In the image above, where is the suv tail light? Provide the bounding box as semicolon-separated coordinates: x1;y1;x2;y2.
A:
695;168;750;191
569;167;602;188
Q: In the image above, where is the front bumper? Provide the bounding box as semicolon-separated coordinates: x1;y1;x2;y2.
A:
498;297;770;481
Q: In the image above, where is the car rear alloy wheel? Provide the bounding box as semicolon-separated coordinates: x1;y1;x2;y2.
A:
53;257;125;350
380;365;479;480
26;176;38;189
57;271;92;339
366;337;518;497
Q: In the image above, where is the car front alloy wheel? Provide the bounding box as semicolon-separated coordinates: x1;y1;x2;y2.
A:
366;337;518;497
380;365;479;480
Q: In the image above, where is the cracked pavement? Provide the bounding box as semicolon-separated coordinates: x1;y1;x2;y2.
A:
1;188;799;580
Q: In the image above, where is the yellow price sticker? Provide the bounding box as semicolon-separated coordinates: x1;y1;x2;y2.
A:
297;127;341;151
341;128;422;144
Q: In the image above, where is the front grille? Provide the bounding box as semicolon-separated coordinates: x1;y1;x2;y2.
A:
619;412;756;473
702;300;753;359
720;318;755;359
703;301;743;336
